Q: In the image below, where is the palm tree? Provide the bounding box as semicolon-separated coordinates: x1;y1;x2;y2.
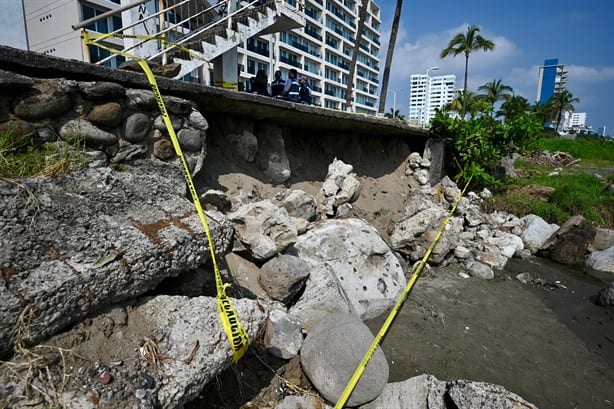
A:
549;90;580;132
440;25;495;118
496;95;531;120
378;0;403;115
444;90;478;116
345;0;369;111
384;108;405;120
478;79;513;114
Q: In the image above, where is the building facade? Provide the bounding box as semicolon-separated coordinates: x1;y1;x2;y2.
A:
536;58;568;105
408;73;456;126
238;0;381;114
19;0;381;115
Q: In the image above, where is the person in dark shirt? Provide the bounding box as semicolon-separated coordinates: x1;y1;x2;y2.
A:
282;68;300;102
270;70;285;98
251;69;270;96
298;77;312;105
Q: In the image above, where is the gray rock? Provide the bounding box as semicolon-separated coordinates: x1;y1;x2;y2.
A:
153;113;183;132
474;249;509;270
360;374;442;409
289;264;351;333
188;109;209;131
110;143;147;163
301;313;388;407
125;89;156;110
255;124;291;183
162;95;194;115
0;161;234;354
446;379;538;409
408;152;422;169
264;309;303;359
87;102;123;128
177;128;203;152
454;245;472;259
466;261;495;280
592;228;614;251
414;169;430;185
520;214;559;254
485;232;524;259
224;253;269;300
597;282;614;306
80;81;125;100
586;246;614;275
229;200;298;261
294;218;406;320
361;374;538;409
280;189;317;221
402;192;432;218
320;158;360;216
60;118;118;145
259;254;311;304
390;208;446;250
123;112;151;142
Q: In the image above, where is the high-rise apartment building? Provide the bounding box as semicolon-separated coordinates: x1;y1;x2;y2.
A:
536;58;568;105
408;73;456;125
569;112;587;129
18;0;381;115
238;0;381;114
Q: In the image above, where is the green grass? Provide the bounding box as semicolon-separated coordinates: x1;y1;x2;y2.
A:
0;125;87;179
535;137;614;162
493;135;614;227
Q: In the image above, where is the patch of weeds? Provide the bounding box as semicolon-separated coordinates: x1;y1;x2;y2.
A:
536;137;614;162
0;124;87;179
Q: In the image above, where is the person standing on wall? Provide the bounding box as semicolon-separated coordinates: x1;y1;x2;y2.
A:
282;68;300;102
270;70;286;99
251;69;271;96
298;77;312;105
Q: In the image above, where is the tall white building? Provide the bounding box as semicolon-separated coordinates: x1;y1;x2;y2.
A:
408;73;456;126
19;0;381;115
569;112;587;129
238;0;381;113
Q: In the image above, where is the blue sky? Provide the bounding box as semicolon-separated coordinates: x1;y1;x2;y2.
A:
377;0;614;134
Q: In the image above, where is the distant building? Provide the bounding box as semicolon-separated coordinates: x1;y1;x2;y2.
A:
569;112;587;129
408;73;456;125
536;58;567;105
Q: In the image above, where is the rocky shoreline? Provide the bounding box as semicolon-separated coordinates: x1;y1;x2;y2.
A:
1;71;613;408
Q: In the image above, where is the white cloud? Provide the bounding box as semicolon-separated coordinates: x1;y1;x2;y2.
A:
380;24;521;113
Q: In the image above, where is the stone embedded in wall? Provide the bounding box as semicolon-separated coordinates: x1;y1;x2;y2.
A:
80;81;126;101
154;139;175;160
154;113;183;132
255;124;291;183
178;128;203;152
86;102;123;128
60;118;118;145
13;80;72;121
125;88;156;110
163;95;195;115
189;109;209;131
123;112;151;143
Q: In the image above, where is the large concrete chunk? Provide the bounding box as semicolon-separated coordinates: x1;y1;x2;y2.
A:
0;161;234;355
294;218;406;320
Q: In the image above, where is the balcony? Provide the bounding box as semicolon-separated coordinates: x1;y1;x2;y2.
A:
246;43;269;58
305;27;323;41
280;55;302;69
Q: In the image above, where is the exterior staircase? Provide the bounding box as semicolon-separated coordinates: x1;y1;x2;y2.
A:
164;1;304;79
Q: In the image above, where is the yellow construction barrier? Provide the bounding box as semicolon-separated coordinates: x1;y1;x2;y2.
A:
82;32;250;362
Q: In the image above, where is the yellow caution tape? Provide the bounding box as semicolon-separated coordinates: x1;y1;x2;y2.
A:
214;80;238;90
83;32;249;362
334;175;474;408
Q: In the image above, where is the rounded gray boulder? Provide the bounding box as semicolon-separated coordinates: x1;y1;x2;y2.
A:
300;313;388;407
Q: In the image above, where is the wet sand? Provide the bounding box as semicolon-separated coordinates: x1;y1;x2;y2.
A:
366;259;614;409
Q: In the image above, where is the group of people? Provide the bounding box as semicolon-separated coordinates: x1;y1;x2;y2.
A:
249;68;312;105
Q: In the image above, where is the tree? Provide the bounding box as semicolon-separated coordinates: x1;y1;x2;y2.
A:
496;95;531;121
378;0;403;115
345;0;369;111
548;90;580;132
384;108;405;120
444;90;489;118
478;79;513;115
440;25;495;118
